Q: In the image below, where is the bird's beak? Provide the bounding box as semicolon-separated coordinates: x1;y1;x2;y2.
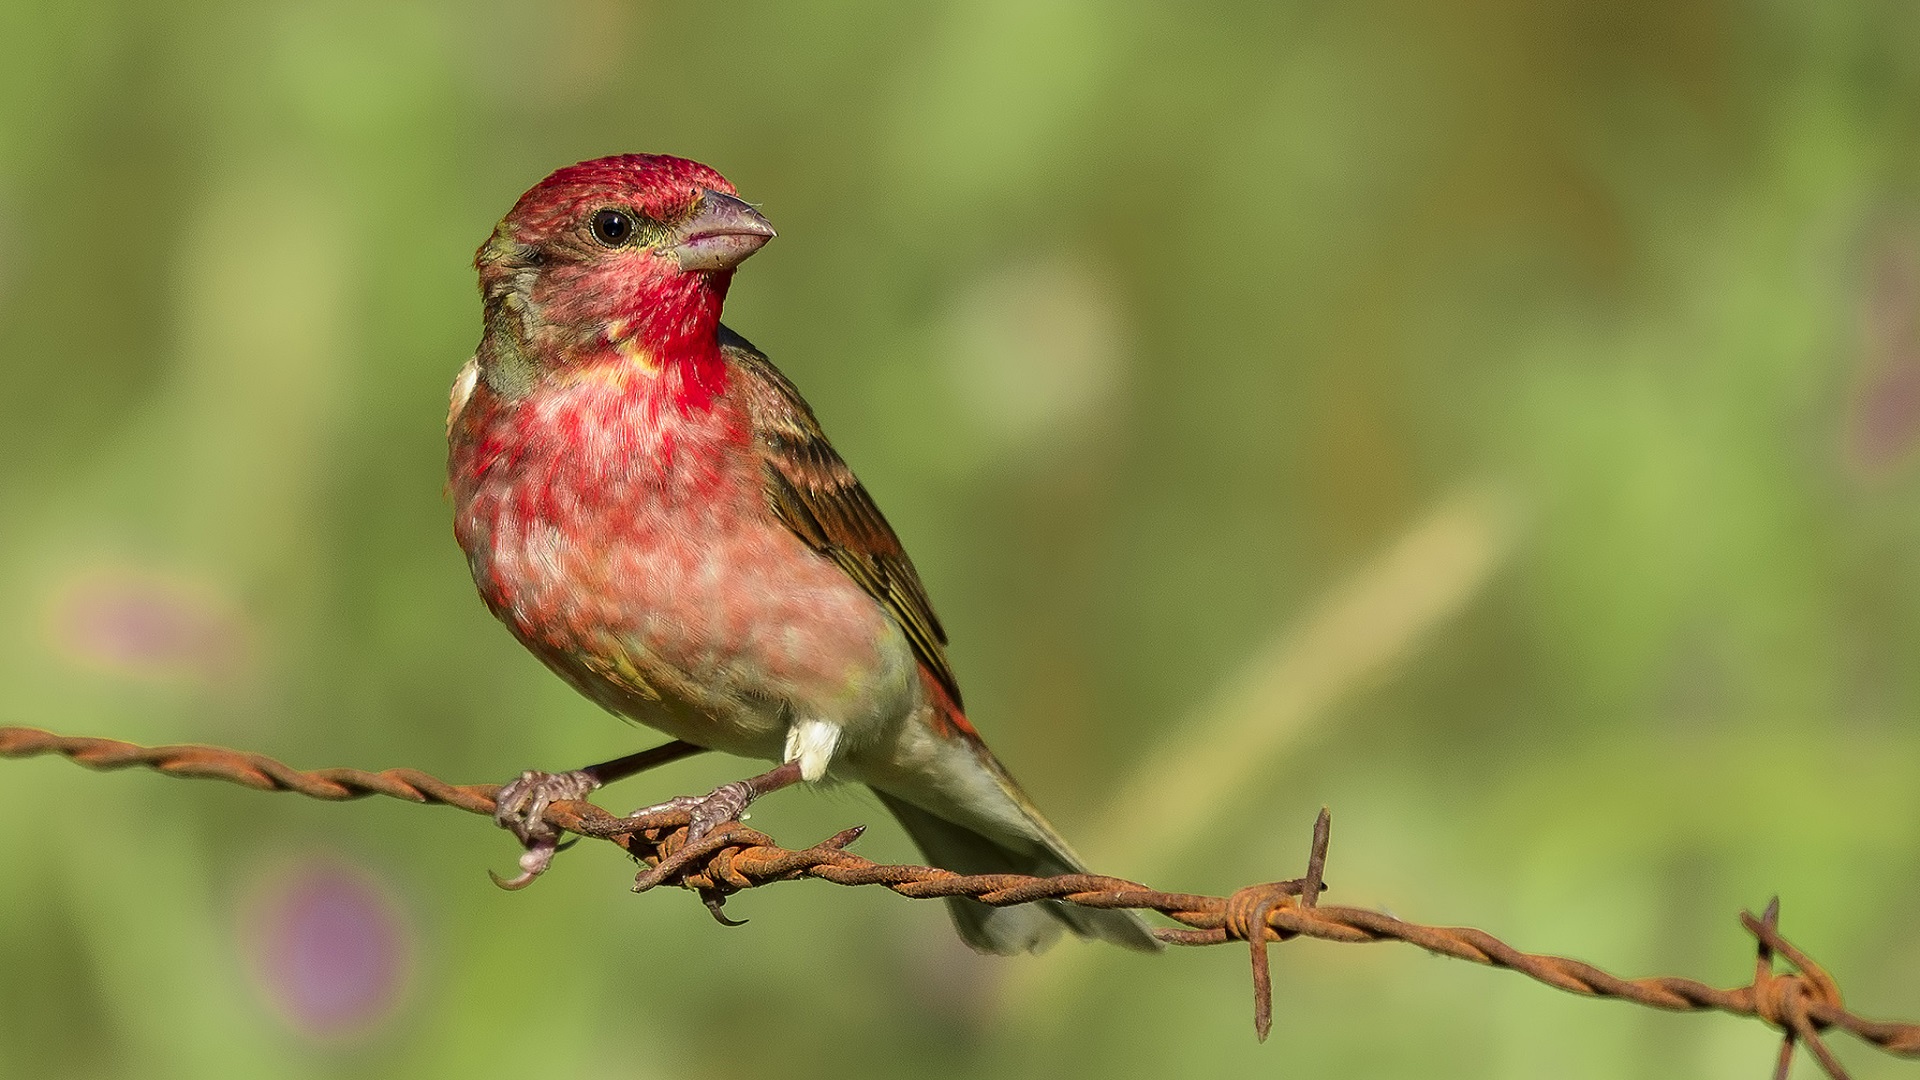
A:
664;189;776;272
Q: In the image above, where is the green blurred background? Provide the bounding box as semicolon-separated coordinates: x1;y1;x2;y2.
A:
2;1;1918;1077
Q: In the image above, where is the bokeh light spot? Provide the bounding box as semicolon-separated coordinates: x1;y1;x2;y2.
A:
46;568;248;684
243;857;413;1040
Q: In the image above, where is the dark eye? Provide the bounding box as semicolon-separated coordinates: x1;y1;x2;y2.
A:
590;208;634;247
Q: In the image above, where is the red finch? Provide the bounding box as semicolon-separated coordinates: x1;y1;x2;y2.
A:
447;154;1155;954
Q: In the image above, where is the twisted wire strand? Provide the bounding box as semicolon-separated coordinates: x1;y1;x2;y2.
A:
4;725;1915;1079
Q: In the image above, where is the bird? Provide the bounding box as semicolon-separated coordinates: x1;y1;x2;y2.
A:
446;153;1156;954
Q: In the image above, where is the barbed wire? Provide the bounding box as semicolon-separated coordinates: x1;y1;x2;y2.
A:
3;725;1915;1079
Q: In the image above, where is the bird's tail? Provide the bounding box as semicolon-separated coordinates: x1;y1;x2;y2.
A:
871;735;1161;955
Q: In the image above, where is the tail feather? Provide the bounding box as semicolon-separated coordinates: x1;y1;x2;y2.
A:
874;789;1161;954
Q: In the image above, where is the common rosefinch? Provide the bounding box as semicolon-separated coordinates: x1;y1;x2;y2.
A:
448;154;1155;953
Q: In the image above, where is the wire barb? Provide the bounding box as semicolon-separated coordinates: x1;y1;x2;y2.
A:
1217;806;1329;1042
3;725;1916;1078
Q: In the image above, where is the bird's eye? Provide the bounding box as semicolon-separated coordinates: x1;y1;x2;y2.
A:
589;208;635;247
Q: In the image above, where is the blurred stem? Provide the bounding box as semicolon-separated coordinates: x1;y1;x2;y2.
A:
1003;482;1518;1021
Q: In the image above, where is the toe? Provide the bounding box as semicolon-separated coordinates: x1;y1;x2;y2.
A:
490;838;559;891
492;771;535;828
628;793;703;819
684;782;751;842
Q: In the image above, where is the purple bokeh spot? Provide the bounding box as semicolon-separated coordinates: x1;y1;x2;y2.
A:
246;859;412;1038
1849;231;1920;476
48;569;244;682
1852;361;1920;470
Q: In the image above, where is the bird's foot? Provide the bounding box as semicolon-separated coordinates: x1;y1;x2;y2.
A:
495;768;603;842
628;779;756;844
489;768;602;891
627;759;805;845
624;761;804;897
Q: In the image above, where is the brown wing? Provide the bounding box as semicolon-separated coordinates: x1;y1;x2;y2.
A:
722;326;962;709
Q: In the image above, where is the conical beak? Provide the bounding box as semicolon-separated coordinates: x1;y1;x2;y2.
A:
664;189;776;272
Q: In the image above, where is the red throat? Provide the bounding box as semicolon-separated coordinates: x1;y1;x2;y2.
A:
610;271;733;414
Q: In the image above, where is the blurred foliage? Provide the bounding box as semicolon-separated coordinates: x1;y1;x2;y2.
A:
2;1;1919;1077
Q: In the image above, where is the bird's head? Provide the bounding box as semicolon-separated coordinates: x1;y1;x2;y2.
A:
475;154;774;381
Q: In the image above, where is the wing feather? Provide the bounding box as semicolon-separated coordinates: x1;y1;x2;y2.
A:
722;327;962;709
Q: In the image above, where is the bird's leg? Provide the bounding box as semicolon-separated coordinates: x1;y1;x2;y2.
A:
629;759;804;843
492;740;707;890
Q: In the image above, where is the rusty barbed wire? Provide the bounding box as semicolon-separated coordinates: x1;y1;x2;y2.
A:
3;726;1916;1079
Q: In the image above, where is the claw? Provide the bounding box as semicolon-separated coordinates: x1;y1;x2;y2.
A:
702;891;747;927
